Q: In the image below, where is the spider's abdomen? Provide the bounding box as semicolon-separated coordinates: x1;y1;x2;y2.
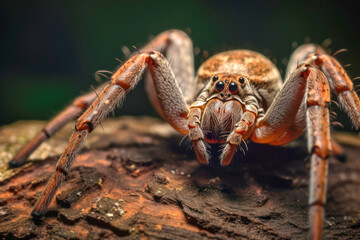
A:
200;99;243;143
196;50;282;109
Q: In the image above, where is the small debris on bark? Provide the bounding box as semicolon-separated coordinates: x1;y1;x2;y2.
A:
0;116;359;239
56;166;105;208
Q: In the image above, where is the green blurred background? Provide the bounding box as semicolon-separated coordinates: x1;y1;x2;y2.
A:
1;0;359;131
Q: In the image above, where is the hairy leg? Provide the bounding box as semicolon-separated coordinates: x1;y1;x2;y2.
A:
315;51;360;128
32;51;189;217
259;44;323;145
268;44;357;164
10;30;194;167
250;66;309;143
253;44;360;239
305;68;331;240
141;30;195;105
9;83;108;167
286;44;360;128
253;64;331;239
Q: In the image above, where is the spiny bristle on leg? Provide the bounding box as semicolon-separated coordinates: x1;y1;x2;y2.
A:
332;48;348;57
338;91;360;129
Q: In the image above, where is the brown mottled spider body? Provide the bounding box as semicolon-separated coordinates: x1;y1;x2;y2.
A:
10;30;360;239
194;50;281;145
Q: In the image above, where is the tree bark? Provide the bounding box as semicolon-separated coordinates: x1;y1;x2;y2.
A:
0;116;359;239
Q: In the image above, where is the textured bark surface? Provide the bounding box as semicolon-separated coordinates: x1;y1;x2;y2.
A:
0;116;359;239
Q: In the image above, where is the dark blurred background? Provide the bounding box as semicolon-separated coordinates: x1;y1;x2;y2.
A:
1;0;359;131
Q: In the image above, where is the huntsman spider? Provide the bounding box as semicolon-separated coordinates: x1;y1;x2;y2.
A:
9;30;360;239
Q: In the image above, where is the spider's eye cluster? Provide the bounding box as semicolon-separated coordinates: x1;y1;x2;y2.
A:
229;82;238;93
215;81;224;91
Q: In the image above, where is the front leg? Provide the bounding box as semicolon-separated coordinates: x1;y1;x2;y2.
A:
315;52;360;128
250;66;309;143
251;64;332;239
10;30;194;167
32;51;189;217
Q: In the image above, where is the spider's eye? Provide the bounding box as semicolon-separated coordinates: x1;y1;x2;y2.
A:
229;82;238;93
239;77;245;84
215;81;224;91
212;75;218;82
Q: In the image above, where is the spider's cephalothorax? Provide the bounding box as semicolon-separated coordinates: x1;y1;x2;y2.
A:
10;30;360;240
199;74;247;144
188;50;283;165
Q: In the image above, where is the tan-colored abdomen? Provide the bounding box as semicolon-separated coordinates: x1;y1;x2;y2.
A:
196;50;282;109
